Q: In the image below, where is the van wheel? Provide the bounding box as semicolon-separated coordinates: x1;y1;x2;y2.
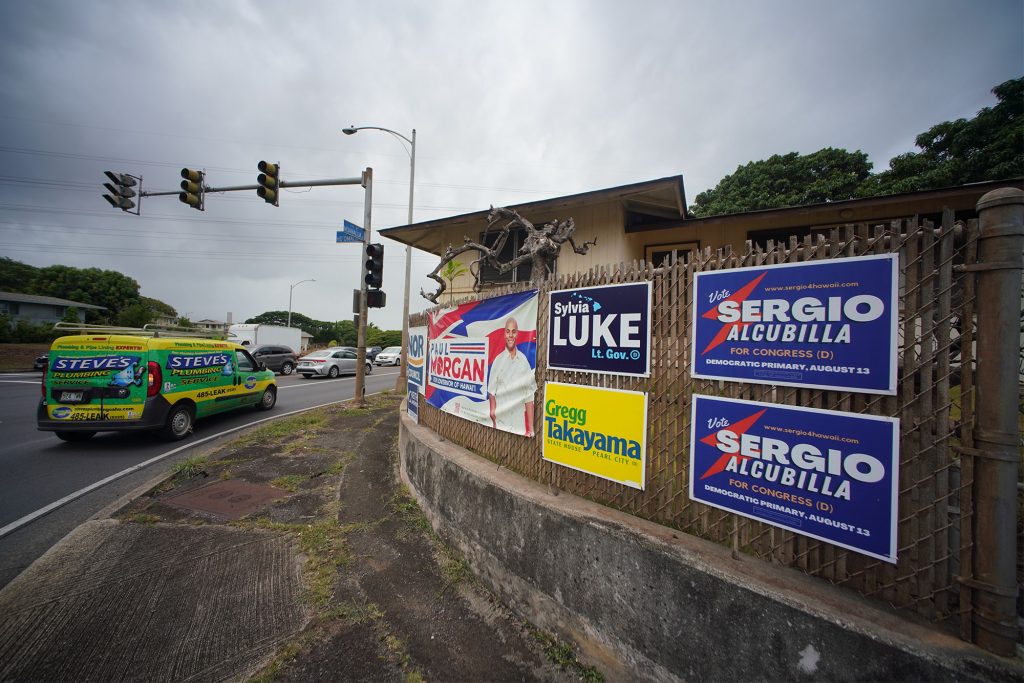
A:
56;430;95;442
365;363;372;375
328;366;339;379
161;404;194;441
257;386;277;411
281;362;294;376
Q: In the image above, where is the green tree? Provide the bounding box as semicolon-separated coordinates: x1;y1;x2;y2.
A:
862;77;1023;195
0;257;39;292
439;260;469;303
690;148;873;217
118;302;156;328
29;265;142;322
140;296;176;318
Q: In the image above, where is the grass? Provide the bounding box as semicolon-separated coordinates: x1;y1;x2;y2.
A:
270;475;307;492
528;626;604;683
235;412;328;447
170;456;208;481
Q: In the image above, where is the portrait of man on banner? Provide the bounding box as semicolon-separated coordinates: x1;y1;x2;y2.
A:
488;316;538;436
425;290;538;437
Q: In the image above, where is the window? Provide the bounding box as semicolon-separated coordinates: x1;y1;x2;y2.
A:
235;350;255;372
645;242;699;268
478;227;533;285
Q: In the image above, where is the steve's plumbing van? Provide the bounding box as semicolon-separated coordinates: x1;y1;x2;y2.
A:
37;324;277;442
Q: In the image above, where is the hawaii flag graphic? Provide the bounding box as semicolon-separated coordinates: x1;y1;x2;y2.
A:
426;290;538;436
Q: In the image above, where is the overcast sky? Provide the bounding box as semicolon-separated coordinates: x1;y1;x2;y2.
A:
0;0;1020;331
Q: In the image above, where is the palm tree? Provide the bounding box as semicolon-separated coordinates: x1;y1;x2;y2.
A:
440;260;468;304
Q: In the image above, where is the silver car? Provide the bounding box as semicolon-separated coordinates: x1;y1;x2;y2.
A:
297;347;373;379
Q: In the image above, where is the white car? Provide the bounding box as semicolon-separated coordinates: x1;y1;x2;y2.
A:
374;346;403;366
297;347;372;379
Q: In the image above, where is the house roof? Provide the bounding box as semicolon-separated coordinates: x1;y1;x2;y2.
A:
379;175;687;254
644;178;1023;236
0;291;106;310
379;175;1022;256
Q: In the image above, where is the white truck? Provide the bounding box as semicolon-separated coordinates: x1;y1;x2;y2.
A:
227;324;303;353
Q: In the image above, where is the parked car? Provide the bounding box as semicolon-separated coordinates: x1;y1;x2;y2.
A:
297;347;373;379
374;346;403;366
33;354;48;371
366;346;382;362
248;344;298;375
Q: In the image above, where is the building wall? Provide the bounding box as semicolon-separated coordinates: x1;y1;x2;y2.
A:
1;300;88;325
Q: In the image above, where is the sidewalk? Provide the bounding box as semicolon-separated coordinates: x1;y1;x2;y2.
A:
0;394;594;682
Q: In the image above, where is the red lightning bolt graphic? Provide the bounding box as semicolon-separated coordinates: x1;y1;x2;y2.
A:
700;272;768;354
699;409;767;480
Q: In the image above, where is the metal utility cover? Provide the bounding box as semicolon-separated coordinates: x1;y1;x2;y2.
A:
163;479;287;521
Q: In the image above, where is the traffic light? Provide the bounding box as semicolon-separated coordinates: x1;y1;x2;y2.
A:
102;171;137;211
257;160;280;206
178;168;205;211
365;243;384;289
367;289;386;308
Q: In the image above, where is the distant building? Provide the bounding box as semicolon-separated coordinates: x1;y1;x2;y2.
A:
0;291;105;326
192;319;228;334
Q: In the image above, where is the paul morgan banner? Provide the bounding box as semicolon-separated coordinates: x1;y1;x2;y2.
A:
692;254;898;394
426;290;538;437
407;325;427;393
690;394;899;563
542;381;648;490
548;282;651;377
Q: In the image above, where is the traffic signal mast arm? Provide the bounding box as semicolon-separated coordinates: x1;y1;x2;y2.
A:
141;177;364;196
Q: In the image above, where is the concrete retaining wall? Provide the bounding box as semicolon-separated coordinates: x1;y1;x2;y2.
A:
398;412;1022;682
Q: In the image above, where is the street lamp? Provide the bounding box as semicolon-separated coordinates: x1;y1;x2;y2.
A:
288;278;315;328
342;125;416;390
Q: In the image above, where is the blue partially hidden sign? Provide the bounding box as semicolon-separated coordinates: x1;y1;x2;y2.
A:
691;254;898;394
548;282;651;377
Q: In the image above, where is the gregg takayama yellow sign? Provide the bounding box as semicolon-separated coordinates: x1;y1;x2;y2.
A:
542;381;648;490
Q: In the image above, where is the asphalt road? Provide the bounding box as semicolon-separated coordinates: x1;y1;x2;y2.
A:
0;365;404;589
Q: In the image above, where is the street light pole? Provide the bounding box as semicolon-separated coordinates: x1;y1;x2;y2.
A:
287;278;315;328
342;125;416;391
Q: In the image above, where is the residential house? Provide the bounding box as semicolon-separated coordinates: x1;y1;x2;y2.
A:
0;291;105;326
380;176;1021;301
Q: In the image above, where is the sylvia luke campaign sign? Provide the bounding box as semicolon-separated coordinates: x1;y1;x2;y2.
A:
426;291;539;437
548;282;651;376
690;394;899;562
692;254;898;394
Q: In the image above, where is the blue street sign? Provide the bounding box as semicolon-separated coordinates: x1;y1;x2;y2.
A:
336;220;366;243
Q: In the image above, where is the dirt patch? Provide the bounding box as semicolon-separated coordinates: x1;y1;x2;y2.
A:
114;394;601;682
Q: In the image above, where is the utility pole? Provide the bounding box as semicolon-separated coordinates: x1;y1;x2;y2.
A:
353;168;373;406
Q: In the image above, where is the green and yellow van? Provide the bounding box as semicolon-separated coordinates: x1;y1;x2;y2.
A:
37;325;277;442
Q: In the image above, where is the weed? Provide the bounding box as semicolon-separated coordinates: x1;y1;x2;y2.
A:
170;456;208;481
271;474;307;492
321;601;383;624
529;627;603;682
249;633;310;683
124;513;160;526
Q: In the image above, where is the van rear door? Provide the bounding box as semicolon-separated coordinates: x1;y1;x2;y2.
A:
45;337;150;422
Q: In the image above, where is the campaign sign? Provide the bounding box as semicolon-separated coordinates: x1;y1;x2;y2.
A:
407;381;419;423
427;339;488;399
407;326;427;392
548;282;651;377
543;382;648;489
692;254;898;394
690;394;899;563
425;290;538;436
